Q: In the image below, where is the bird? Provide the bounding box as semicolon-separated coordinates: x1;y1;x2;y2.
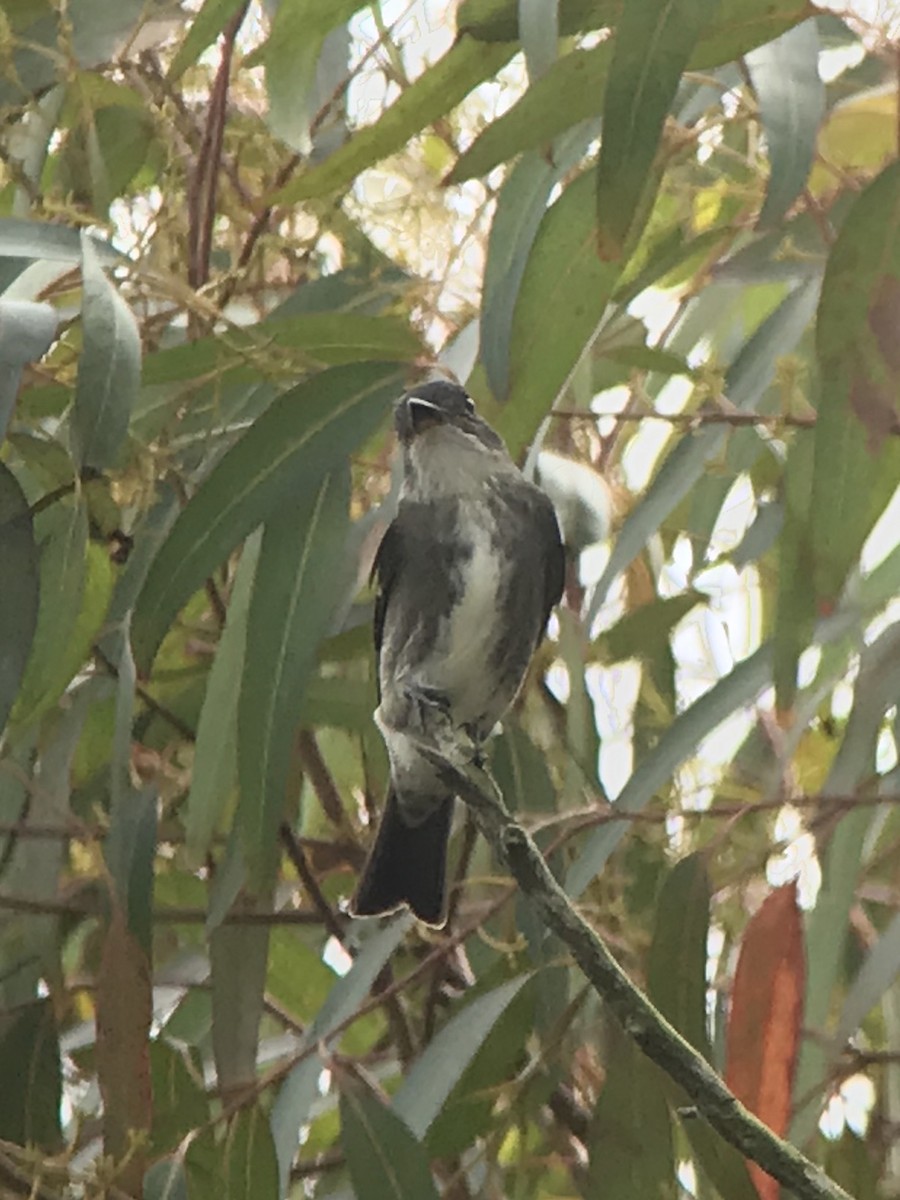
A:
351;380;565;927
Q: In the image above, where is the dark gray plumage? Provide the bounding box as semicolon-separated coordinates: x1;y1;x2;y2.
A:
351;381;564;926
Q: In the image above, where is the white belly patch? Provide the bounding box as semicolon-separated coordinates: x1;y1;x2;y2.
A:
432;523;502;723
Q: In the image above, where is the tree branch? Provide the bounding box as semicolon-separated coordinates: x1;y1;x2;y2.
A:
442;759;852;1200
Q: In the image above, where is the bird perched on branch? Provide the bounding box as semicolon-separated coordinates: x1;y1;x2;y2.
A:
351;380;564;926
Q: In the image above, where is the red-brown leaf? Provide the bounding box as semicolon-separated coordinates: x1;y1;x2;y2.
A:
96;906;153;1197
725;882;805;1200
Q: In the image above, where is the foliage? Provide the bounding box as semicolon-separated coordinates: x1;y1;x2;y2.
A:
0;0;899;1197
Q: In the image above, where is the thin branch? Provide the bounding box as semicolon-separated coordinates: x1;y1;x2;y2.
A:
441;758;853;1200
552;404;900;436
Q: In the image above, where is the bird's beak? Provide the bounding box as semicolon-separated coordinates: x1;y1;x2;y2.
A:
406;396;445;436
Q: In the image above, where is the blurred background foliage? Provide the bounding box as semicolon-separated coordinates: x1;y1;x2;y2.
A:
0;0;899;1196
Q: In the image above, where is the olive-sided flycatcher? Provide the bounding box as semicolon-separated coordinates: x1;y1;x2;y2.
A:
351;381;564;927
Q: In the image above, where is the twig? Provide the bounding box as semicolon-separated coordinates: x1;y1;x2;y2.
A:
441;758;853;1200
554;405;900;436
279;822;347;946
187;2;250;290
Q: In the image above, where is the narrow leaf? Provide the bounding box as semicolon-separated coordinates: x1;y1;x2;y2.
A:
341;1080;440;1200
275;36;516;203
239;467;350;885
595;0;715;259
502;169;621;457
73;232;141;470
211;893;271;1096
448;43;611;184
647;854;712;1057
746;20;825;229
587;1018;675;1199
812;160;900;611
186;532;261;859
0;1000;61;1147
224;1105;279;1200
131;361;403;673
0;300;57;437
96;907;152;1196
0;464;39;734
726;884;805;1200
167;0;245;80
393;974;531;1139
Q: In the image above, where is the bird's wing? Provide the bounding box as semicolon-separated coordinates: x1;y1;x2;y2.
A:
371;519;403;701
539;494;566;630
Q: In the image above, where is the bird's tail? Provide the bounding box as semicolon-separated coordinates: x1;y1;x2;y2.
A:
351;789;453;927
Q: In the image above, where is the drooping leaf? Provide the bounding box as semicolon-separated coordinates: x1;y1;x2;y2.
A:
340;1079;440;1200
275;36;517;203
587;278;820;624
167;0;245;80
0;999;61;1147
726;883;805;1200
811;161;900;612
646;861;757;1200
270;919;411;1193
595;0;714;260
224;1105;279;1200
185;532;261;860
104;785;157;954
746;20;825;230
0;299;57;437
447;43;612;183
481;128;595;402
96;906;153;1197
131;361;404;673
238;468;350;886
502;169;621;457
587;1016;675;1199
793;621;900;1144
73;231;141;470
393;974;531;1139
773;431;816;714
11;499;89;729
0;464;39;735
260;0;364;152
211;892;272;1097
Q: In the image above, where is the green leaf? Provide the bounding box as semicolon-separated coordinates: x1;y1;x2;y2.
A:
595;0;715;260
0;1000;61;1147
73;231;141;470
275;36;517;203
148;1041;208;1157
261;0;364;152
211;896;271;1093
811;160;900;611
747;20;825;229
238;467;350;886
393;974;531;1139
141;314;422;385
0;464;39;735
167;0;245;80
270;919;411;1193
131;361;404;673
587;278;820;624
0;300;57;437
0;217;120;263
587;1017;675;1199
565;644;773;899
773;432;816;713
144;1157;189;1200
224;1105;279;1200
647;855;712;1057
341;1080;440;1200
501;170;621;457
481;132;593;401
105;786;157;954
185;532;261;860
12;499;89;728
793;621;900;1144
447;43;612;183
598;592;702;663
645;862;757;1200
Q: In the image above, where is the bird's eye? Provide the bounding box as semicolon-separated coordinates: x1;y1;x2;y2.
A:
464;396;476;413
